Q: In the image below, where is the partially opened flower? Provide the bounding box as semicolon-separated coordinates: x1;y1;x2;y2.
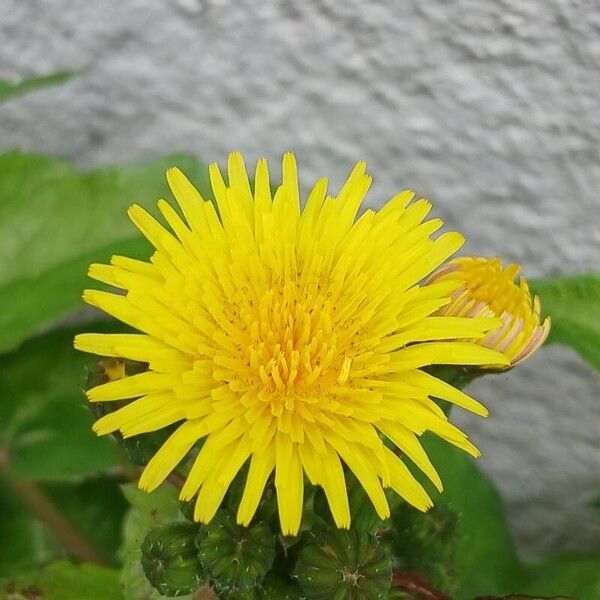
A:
75;153;508;535
428;257;550;368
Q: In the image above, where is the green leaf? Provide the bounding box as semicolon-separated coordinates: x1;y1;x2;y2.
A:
0;323;123;480
0;480;58;577
0;70;75;104
0;561;122;600
0;151;209;353
44;477;128;564
530;274;600;371
519;554;600;599
0;475;128;577
390;502;459;594
417;436;523;599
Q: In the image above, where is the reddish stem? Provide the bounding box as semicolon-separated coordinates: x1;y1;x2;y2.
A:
166;470;186;489
392;569;452;600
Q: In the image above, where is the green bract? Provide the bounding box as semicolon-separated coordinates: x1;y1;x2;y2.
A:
294;529;392;600
196;510;277;597
141;522;203;597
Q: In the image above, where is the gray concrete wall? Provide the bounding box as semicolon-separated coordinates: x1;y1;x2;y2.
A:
1;0;599;557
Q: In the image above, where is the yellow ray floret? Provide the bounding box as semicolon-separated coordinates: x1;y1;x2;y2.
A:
428;257;550;367
75;152;509;535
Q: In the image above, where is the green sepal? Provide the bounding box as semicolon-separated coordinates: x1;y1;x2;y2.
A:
294;529;392;600
141;521;203;597
390;502;458;594
196;510;277;596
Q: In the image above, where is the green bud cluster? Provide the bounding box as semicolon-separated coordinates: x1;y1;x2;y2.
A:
137;479;464;600
139;505;402;599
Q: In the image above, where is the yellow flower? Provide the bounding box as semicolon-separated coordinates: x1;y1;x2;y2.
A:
428;257;550;367
75;152;507;535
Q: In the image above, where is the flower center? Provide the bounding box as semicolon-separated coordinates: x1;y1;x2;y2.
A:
247;277;348;397
212;269;365;420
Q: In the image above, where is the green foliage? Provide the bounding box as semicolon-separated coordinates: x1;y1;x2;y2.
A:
0;475;127;578
197;510;277;597
530;274;600;371
413;436;523;598
0;481;57;578
0;70;75;104
0;561;122;600
294;529;392;600
0;150;209;353
0;145;213;592
519;554;600;599
390;503;459;594
407;437;600;600
44;477;128;564
0;324;121;481
142;522;203;597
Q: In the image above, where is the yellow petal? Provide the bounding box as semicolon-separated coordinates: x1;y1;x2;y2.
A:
237;445;276;526
139;419;207;491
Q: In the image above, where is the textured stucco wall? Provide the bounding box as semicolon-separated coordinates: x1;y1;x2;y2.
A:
1;0;599;557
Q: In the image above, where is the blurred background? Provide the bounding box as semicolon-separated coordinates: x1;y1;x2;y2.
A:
0;0;598;568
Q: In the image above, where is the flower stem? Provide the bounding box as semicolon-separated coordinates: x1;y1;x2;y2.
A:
392;569;452;600
166;470;185;489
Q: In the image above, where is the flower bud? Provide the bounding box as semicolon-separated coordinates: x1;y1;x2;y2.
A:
196;510;277;596
428;257;550;368
294;529;392;600
141;521;203;597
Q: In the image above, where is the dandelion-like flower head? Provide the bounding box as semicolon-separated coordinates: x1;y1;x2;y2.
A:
76;153;507;535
